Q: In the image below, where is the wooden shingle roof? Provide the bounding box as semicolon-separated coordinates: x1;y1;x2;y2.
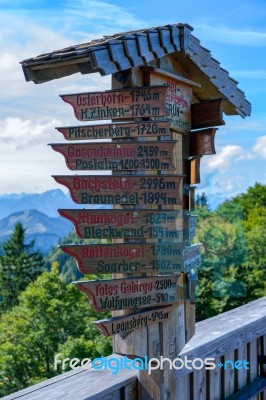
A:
20;23;251;118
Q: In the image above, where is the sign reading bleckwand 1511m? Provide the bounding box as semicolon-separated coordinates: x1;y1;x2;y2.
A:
60;243;201;274
53;175;183;205
74;275;183;312
60;85;169;121
50;141;175;171
58;209;186;240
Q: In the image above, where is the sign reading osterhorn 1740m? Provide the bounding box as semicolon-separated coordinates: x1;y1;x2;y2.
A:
60;85;169;121
94;305;173;336
74;275;183;312
58;209;192;241
56;120;171;140
50;141;176;171
60;243;201;274
53;175;183;205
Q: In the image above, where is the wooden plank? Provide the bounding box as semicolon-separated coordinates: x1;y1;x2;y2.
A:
50;141;176;171
237;344;248;390
149;70;193;134
58;209;189;241
191;99;225;130
190;128;217;156
55;120;172;140
225;377;266;400
192;369;206;400
74;275;183;312
60;243;202;275
60;85;169;121
94;305;173;336
208;356;222;400
224;350;235;398
53;175;183;206
188;156;201;185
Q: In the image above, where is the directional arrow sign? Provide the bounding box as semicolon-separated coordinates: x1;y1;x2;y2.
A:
60;85;169;121
94;305;173;336
53;175;183;206
50;141;176;171
58;209;188;241
55;120;171;140
60;243;201;274
74;275;183;312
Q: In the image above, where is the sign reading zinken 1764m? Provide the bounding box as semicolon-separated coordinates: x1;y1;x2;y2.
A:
58;209;190;241
74;275;183;312
60;85;169;121
60;243;201;274
53;175;183;205
50;141;176;171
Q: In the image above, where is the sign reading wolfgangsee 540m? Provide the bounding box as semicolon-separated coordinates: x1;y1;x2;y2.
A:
51;84;201;337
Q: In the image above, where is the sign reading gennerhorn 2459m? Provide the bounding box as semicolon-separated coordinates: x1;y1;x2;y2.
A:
60;85;169;121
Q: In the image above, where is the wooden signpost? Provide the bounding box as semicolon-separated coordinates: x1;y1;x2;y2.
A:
74;275;183;312
56;120;171;140
60;85;169;121
53;175;183;205
50;141;176;171
58;209;195;241
60;243;202;274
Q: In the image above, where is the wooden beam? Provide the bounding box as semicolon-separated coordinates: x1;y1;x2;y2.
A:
190;128;217;156
191;99;225;129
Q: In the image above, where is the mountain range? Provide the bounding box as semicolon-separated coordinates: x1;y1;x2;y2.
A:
0;190;109;254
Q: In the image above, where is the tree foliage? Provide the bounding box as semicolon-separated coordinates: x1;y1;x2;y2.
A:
0;264;112;396
0;223;45;312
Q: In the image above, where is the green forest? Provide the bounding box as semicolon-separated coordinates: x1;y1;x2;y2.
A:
0;183;265;397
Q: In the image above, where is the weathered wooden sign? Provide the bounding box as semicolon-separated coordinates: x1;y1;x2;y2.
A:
185;214;197;241
94;305;173;336
60;243;201;274
53;175;183;205
60;85;169;121
50;141;176;171
74;275;183;312
56;120;172;140
58;209;189;240
190;128;217;156
149;68;198;134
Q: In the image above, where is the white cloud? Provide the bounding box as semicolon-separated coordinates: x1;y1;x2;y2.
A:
195;24;266;46
252;136;266;158
202;145;244;173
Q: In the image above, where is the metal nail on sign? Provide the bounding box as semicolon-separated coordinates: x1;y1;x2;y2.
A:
60;85;169;121
55;120;172;140
74;275;183;312
52;175;183;205
60;243;201;275
58;209;191;241
50;141;176;171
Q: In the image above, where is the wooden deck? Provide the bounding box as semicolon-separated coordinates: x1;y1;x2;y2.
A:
3;297;266;400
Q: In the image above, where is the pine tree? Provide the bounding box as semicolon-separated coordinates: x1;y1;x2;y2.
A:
0;223;45;312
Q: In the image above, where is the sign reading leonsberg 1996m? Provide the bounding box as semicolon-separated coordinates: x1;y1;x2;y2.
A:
60;243;201;274
74;275;182;312
53;175;183;205
50;141;175;171
60;85;169;121
58;209;185;240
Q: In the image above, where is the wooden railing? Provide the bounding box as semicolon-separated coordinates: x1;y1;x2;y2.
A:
3;297;266;400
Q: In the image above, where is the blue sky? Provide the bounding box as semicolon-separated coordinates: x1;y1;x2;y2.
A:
0;0;266;208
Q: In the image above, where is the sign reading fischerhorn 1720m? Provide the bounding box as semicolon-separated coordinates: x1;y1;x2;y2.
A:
60;85;169;121
53;175;183;205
